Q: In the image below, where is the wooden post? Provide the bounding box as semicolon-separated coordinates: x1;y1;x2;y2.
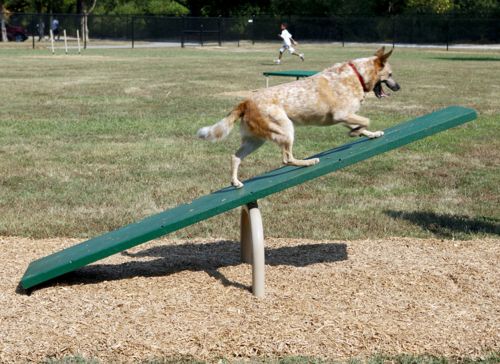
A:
50;29;55;54
76;29;81;54
63;29;68;54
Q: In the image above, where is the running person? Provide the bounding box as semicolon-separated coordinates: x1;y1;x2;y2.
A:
274;23;304;64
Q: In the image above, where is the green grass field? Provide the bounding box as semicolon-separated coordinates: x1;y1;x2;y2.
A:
0;43;498;240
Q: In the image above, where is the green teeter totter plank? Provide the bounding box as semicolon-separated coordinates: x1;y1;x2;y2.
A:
21;106;477;289
263;70;318;78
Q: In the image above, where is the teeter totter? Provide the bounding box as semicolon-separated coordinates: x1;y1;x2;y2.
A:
20;106;477;297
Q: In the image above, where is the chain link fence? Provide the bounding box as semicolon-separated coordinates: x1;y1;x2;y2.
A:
2;13;498;49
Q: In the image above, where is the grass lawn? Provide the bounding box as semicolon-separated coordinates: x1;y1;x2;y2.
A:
0;43;498;240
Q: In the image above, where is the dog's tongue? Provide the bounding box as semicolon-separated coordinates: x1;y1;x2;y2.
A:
374;83;390;98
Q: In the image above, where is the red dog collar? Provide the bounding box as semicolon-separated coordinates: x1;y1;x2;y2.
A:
348;62;369;92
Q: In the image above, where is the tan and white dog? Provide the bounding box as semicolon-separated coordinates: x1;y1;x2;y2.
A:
197;47;400;188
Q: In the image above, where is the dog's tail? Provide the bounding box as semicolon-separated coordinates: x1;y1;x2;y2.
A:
197;101;246;142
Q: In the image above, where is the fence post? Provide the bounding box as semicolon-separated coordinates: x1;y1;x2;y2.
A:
131;16;134;49
83;14;87;49
341;17;344;47
218;16;222;46
392;16;396;48
251;15;255;45
181;16;185;48
445;17;449;51
32;14;35;49
200;23;203;46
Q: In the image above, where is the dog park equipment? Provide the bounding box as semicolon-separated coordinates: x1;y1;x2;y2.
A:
20;106;477;297
63;30;68;54
263;70;318;87
49;29;82;55
49;29;55;54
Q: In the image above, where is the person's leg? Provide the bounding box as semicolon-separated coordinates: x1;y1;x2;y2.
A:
290;47;304;61
275;46;285;64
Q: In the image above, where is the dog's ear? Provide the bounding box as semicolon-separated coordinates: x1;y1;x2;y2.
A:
375;47;386;58
376;47;393;65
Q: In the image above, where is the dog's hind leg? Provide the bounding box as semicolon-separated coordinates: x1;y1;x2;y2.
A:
273;118;319;167
231;137;265;188
281;141;319;167
342;113;384;138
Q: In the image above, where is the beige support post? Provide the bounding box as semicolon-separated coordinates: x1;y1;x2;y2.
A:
240;201;265;297
265;76;269;88
76;29;81;54
49;29;55;54
63;29;68;54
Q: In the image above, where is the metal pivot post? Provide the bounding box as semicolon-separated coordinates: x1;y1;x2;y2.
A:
240;201;265;297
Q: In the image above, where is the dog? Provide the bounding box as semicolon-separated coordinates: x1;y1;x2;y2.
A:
197;47;400;188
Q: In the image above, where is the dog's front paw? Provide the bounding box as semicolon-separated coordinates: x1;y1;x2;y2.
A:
370;130;384;138
232;180;244;189
363;130;384;138
310;158;320;165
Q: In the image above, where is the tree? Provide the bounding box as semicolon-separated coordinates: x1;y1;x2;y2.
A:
453;0;500;15
78;0;96;42
94;0;188;16
406;0;454;13
0;1;6;42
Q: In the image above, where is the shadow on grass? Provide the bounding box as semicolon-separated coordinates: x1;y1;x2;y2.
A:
432;56;500;62
34;240;347;293
385;210;500;238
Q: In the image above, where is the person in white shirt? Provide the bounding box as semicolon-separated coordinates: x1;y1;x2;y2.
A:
275;23;304;64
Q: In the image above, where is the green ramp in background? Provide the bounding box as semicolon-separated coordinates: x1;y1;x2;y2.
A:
20;106;477;290
263;70;318;78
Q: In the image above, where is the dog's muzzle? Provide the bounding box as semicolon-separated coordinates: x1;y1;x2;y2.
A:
374;80;400;98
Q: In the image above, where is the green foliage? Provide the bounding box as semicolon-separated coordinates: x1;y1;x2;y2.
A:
406;0;454;14
199;0;270;16
5;0;81;13
453;0;500;15
2;0;500;16
95;0;188;16
269;0;340;16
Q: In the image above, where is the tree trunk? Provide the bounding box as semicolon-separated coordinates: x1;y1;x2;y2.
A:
0;1;7;42
80;0;97;43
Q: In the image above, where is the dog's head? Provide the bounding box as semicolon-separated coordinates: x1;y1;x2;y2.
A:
372;47;400;98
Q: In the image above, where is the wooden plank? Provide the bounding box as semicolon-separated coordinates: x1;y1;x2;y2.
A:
263;70;318;78
20;106;477;290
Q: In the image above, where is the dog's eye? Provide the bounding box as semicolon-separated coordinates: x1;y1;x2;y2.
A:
388;73;393;77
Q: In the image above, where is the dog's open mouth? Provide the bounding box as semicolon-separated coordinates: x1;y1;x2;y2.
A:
374;80;400;99
373;81;389;98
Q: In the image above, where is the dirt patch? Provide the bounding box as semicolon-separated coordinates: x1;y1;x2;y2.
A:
1;236;498;362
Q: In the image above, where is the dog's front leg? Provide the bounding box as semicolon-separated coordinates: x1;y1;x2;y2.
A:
343;113;384;138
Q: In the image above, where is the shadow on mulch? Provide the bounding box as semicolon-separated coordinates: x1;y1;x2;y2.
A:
385;210;500;238
31;240;347;293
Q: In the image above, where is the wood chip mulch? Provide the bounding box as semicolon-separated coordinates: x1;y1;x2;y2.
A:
1;236;498;363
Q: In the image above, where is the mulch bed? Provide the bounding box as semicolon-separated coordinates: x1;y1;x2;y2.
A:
1;236;498;362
